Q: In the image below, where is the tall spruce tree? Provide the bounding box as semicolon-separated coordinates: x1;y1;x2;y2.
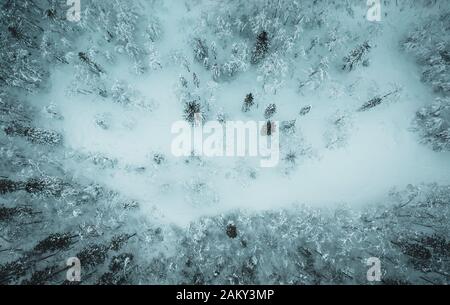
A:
251;31;269;64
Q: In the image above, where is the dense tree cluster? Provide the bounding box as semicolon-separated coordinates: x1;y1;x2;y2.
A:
150;184;450;285
403;11;450;150
415;97;450;151
0;0;449;285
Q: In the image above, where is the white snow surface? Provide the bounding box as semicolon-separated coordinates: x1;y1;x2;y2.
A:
32;0;450;226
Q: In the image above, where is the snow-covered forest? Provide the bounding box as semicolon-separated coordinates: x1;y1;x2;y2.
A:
0;0;449;285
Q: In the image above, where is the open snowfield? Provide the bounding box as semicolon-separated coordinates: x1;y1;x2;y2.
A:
1;0;449;284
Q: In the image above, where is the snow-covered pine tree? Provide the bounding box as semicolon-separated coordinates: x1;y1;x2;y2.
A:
264;103;277;119
183;100;202;124
251;31;269;64
342;41;371;71
242;93;254;112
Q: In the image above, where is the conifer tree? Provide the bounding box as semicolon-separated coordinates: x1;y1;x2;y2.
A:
264;103;277;119
251;31;269;64
242;93;254;112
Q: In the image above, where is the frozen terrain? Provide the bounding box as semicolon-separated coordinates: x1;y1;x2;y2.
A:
1;0;449;284
34;0;450;224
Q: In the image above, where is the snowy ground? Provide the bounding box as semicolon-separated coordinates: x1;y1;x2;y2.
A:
33;0;450;225
1;0;449;284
